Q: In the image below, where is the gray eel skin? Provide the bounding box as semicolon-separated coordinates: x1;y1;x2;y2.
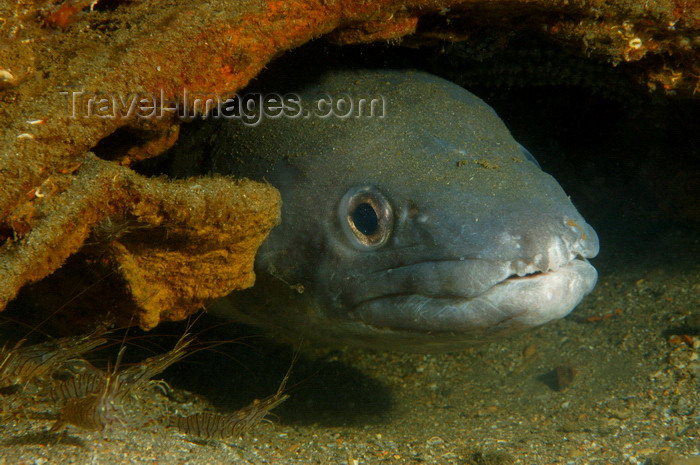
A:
169;69;599;352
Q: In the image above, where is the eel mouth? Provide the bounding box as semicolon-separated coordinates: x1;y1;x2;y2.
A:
350;256;598;336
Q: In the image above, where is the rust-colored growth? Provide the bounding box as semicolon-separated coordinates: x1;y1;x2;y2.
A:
0;155;280;329
44;3;82;29
329;14;420;43
104;172;282;329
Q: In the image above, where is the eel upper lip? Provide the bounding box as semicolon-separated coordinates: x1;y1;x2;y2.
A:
503;254;589;280
356;266;554;302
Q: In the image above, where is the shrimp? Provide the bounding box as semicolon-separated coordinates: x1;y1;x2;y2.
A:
0;327;108;388
50;332;193;432
50;370;105;404
170;349;294;441
169;392;289;440
113;334;191;399
51;379;120;432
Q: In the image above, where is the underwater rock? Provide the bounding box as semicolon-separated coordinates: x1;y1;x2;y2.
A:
0;155;280;329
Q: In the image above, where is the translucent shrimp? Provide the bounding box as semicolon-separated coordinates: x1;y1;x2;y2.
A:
50;334;193;433
169;392;289;440
0;327;108;388
170;350;294;440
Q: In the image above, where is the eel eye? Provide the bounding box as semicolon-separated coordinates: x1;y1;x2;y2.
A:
339;186;393;250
